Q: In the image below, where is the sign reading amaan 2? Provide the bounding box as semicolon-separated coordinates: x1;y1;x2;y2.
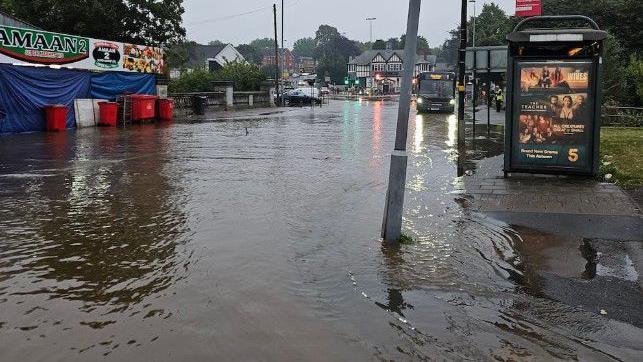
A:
0;25;164;74
0;26;89;64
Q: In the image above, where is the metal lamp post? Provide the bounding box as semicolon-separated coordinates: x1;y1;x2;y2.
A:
366;17;377;43
381;0;421;243
470;0;477;48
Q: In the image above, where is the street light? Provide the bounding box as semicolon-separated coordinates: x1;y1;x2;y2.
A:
366;17;377;43
470;0;477;48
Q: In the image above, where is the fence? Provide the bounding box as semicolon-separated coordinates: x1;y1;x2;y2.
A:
602;106;643;127
169;90;273;117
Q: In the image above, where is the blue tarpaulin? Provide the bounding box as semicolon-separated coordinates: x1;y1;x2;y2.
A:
90;72;156;101
0;64;90;134
0;64;157;134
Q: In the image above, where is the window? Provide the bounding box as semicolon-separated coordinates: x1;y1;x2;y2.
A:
372;63;385;72
388;63;402;71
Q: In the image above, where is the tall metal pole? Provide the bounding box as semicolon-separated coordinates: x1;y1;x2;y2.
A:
366;18;376;44
471;0;477;135
281;0;286;107
273;4;280;106
470;0;477;48
381;0;421;243
457;0;468;155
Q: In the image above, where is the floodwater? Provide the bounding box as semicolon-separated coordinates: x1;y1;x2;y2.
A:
0;101;641;361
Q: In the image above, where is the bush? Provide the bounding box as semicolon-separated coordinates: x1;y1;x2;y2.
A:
212;61;265;91
168;61;266;93
168;68;215;93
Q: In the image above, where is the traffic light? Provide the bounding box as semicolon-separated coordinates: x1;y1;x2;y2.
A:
344;77;349;85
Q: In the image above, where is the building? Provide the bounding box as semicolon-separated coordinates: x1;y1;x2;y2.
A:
170;43;246;78
261;48;296;76
348;50;437;94
297;56;317;74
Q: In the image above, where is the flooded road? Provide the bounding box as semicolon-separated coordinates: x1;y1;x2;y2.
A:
1;100;641;360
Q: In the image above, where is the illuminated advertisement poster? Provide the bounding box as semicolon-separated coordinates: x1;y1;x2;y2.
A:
512;61;593;171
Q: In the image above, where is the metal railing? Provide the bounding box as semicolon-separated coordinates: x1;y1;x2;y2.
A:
602;106;643;127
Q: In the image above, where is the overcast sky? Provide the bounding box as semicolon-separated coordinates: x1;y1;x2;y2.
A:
184;0;516;48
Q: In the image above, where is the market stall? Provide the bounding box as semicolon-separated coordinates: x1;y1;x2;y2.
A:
0;24;167;134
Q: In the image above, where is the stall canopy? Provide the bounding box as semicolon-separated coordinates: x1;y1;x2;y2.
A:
0;65;156;134
0;24;162;134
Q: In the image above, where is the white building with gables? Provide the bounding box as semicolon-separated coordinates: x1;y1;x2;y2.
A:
347;50;436;94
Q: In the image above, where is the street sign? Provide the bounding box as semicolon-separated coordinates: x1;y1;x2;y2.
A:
516;0;542;17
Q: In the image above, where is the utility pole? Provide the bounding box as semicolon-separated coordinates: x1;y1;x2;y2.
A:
471;0;477;134
457;0;468;155
366;17;377;43
281;0;286;107
273;4;280;106
381;0;421;243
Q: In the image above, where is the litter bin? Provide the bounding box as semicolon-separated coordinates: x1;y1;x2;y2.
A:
157;98;175;121
97;102;118;127
131;95;157;121
504;15;607;177
192;96;207;115
44;104;67;132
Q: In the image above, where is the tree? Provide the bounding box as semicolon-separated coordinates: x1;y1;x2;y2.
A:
212;61;265;91
236;44;261;64
541;0;642;52
399;35;431;54
372;39;387;50
2;0;185;45
208;40;225;46
467;3;514;46
166;40;197;70
249;38;275;50
293;37;315;58
313;25;361;83
168;68;215;93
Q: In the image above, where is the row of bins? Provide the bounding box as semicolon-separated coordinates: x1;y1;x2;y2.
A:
43;97;174;131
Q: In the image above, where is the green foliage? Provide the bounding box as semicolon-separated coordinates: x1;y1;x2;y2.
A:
2;0;185;45
212;61;265;91
467;3;515;46
208;40;224;46
249;38;275;50
169;61;265;93
624;55;643;106
399;233;415;244
165;40;197;70
236;44;262;65
313;25;361;83
168;68;215;93
372;39;387;50
293;37;315;58
600;127;643;188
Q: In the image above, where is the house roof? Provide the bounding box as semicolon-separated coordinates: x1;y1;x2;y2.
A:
186;44;228;68
349;50;436;66
0;10;40;29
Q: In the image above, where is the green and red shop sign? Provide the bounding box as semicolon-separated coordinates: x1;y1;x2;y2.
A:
0;24;164;74
0;26;89;64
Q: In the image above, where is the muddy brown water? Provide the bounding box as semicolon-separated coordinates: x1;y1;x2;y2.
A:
0;101;641;361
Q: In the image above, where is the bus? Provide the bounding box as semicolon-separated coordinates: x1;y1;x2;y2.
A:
416;72;456;113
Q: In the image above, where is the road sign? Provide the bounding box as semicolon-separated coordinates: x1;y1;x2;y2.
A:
516;0;542;17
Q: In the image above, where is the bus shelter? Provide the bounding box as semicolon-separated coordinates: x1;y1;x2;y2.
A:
504;16;607;176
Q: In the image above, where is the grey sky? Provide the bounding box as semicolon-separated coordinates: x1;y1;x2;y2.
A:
184;0;516;48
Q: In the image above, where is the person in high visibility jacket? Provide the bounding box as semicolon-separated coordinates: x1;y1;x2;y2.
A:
495;88;504;112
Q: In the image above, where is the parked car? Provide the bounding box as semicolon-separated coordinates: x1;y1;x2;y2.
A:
282;88;321;106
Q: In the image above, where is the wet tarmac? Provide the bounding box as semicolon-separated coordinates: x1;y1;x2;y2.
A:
0;100;641;361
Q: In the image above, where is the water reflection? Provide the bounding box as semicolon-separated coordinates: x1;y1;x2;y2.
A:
0;128;190;337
